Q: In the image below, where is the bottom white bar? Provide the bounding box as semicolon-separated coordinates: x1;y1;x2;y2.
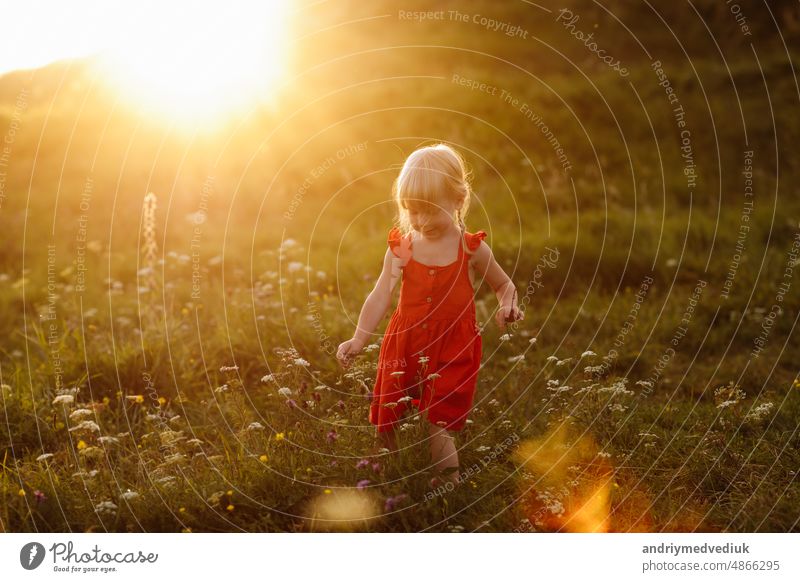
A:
1;533;797;581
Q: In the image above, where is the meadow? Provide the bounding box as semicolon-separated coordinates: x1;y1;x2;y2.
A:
1;0;799;532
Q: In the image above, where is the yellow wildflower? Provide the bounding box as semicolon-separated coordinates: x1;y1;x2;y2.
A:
259;454;268;462
77;440;87;450
226;504;234;511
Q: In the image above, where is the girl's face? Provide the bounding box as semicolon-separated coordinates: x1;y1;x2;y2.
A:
406;199;460;238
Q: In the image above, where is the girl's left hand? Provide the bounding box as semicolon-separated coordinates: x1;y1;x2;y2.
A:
496;305;523;329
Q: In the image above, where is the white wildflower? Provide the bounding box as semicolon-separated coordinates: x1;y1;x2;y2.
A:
546;356;559;363
499;333;511;342
260;374;275;383
121;489;140;501
247;422;265;431
95;500;118;515
529;337;538;344
277;387;293;397
580;350;596;358
36;453;54;462
292;358;310;367
508;355;525;363
427;373;442;380
397;396;414;403
52;394;74;405
69;420;100;433
745;402;774;423
287;261;304;273
69;408;94;421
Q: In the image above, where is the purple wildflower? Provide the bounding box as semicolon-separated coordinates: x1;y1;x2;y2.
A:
355;458;370;469
326;429;338;443
356;479;370;490
384;493;408;512
33;490;47;504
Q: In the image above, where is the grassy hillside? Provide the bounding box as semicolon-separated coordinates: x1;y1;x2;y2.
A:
1;0;799;532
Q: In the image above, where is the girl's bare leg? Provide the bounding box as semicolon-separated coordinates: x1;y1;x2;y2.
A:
429;422;461;484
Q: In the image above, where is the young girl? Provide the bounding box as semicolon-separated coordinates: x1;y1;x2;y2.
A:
336;143;522;485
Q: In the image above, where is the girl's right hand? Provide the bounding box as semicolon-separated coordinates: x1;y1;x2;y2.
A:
336;338;365;369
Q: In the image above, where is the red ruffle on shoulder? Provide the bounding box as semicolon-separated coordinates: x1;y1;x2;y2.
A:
465;230;487;252
388;226;413;263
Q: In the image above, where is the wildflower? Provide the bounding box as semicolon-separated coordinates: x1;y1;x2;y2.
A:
397;396;413;404
261;374;275;383
259;454;268;462
247;422;265;431
324;489;332;495
278;387;293;397
508;355;525;363
356;459;370;469
280;238;298;251
314;385;331;391
69;420;101;434
745;402;774;423
545;356;559;363
286;399;297;408
274;432;285;441
426;373;442;380
499;333;511;342
98;436;119;446
384;493;409;512
121;489;140;501
555;358;573;367
529;337;538;344
34;490;46;504
287;261;304;273
69;409;94;421
125;395;145;404
389;371;405;377
326;429;338;443
292;358;310;367
580;350;596;358
418;356;430;364
52;394;75;405
214;384;229;394
18;488;26;497
36;453;54;462
372;462;382;474
219;365;239;372
76;440;87;450
356;479;371;490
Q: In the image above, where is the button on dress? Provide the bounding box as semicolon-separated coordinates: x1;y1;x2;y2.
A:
368;226;487;433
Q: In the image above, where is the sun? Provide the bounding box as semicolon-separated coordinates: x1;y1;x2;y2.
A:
93;0;291;126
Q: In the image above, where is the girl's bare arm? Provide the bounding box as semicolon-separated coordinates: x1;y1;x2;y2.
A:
470;241;521;322
351;248;402;346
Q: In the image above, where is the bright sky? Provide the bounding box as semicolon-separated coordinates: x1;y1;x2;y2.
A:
1;0;291;123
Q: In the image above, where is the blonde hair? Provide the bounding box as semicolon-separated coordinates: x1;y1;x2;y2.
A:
392;143;472;235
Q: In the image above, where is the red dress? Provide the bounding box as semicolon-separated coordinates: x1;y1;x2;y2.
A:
369;225;487;433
